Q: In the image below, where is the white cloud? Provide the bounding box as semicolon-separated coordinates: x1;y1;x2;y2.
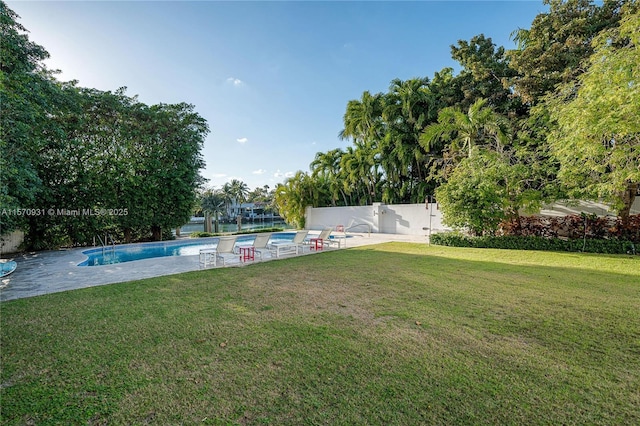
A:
252;169;266;175
273;169;295;179
236;137;248;144
226;77;244;86
210;173;227;178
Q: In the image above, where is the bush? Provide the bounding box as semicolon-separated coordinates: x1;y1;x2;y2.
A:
189;228;285;239
431;233;637;255
190;232;216;238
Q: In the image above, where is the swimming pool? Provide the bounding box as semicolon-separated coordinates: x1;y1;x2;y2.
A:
78;233;296;266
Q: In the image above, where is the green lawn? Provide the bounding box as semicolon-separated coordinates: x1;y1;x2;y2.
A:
1;244;639;425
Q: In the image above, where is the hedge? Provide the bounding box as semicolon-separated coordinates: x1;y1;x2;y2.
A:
189;227;285;238
430;233;637;255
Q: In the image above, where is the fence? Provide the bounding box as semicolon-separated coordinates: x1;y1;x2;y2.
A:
305;202;451;236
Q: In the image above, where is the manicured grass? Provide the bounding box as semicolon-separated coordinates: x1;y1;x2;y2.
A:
1;244;639;425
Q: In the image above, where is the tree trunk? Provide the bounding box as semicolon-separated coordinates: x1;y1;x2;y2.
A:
124;228;132;243
151;225;162;241
619;182;638;226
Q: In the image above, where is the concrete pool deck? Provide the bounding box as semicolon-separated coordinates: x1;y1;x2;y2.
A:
0;232;429;302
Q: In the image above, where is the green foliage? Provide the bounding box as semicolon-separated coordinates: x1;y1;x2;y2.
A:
450;34;524;116
547;6;640;218
431;232;637;255
189;227;284;238
189;231;216;238
0;2;208;248
507;0;627;104
274;171;314;228
435;150;509;235
0;1;53;233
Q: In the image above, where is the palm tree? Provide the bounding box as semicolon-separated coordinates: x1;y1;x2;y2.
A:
220;182;235;220
274;171;317;228
420;98;510;161
380;77;435;202
230;179;249;204
201;189;226;233
339;91;385;148
310;149;347;206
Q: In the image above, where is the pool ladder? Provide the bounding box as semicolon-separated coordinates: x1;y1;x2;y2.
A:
95;234;116;256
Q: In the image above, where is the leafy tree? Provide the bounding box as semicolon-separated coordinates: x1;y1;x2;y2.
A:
141;103;208;240
246;185;272;204
435;148;539;236
548;6;640;221
450;34;524;116
508;0;628;104
0;1;53;233
340;144;381;205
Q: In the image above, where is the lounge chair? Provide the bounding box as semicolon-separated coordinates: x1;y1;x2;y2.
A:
215;236;239;266
313;228;341;249
269;230;309;258
292;230;310;252
251;233;272;260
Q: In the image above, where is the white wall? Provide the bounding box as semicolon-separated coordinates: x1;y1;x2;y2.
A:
1;230;24;254
539;198;640;217
307;197;640;237
306;203;450;236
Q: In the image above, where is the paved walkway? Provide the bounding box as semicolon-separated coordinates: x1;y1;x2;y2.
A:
0;232;428;302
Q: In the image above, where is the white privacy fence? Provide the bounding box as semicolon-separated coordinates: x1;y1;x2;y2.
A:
305;202;451;236
305;198;640;237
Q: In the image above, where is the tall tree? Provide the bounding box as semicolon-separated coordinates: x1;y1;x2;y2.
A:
310;148;347;206
508;0;628;104
380;77;435;203
274;171;317;228
548;6;640;222
201;188;226;233
0;0;54;234
450;34;524;116
435;148;539;236
420;98;510;169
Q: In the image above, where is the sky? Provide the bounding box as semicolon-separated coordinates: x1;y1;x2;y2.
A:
8;0;548;192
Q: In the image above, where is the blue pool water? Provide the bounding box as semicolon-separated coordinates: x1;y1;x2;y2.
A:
78;233;296;266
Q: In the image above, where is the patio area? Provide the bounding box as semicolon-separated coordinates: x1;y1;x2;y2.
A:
0;232;428;302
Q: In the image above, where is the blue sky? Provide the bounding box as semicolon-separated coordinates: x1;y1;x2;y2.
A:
9;1;547;192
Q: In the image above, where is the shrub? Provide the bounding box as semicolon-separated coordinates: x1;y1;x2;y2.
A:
190;232;216;238
189;228;285;238
431;233;637;255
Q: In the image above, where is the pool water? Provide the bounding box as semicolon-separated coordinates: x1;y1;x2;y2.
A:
78;233;295;266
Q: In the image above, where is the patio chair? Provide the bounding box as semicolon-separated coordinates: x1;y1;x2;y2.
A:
251;233;272;260
292;230;310;251
305;228;330;251
215;236;239;266
315;228;341;249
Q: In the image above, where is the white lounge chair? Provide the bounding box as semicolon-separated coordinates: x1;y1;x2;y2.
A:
269;230;309;258
312;228;341;249
251;233;272;260
215;236;239;266
292;230;311;252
